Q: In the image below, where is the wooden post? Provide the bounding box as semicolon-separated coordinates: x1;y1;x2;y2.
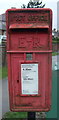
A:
28;112;35;120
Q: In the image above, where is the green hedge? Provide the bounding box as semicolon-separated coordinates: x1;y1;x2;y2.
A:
3;112;27;119
52;37;59;43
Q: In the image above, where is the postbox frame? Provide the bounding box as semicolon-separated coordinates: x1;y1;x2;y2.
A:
6;8;52;112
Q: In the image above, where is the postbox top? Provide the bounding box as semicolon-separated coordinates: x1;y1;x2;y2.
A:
6;8;52;29
6;8;52;13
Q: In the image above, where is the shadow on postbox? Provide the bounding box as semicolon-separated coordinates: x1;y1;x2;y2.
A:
6;8;52;112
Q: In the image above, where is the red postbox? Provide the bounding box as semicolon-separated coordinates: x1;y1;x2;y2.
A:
6;8;52;112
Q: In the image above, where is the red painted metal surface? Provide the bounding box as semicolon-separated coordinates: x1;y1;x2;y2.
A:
6;8;52;112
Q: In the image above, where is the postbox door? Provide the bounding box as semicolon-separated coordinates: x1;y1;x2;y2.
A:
8;51;51;111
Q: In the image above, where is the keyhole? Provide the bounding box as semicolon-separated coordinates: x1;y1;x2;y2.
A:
17;80;19;83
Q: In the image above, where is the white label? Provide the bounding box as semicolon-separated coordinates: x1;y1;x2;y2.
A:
21;64;38;95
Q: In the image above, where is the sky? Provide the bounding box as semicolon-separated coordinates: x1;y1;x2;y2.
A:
0;0;58;29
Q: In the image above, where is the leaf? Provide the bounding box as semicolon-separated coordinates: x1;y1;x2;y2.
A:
21;0;45;8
